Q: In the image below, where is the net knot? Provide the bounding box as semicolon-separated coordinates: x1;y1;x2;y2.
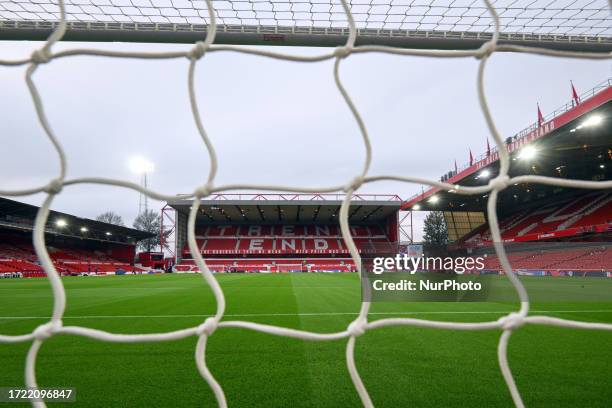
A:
196;317;218;336
194;183;213;198
188;41;209;60
44;178;63;195
344;176;363;193
33;320;62;341
334;46;352;59
475;41;496;60
498;313;524;331
488;175;510;191
347;318;367;337
31;49;51;65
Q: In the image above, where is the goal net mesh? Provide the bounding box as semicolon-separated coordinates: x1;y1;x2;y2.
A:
0;0;611;407
1;0;611;35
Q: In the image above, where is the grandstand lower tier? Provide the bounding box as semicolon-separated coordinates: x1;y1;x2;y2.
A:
0;241;145;277
174;258;356;273
481;245;611;273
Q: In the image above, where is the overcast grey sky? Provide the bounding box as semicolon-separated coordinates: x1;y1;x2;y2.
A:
0;40;609;239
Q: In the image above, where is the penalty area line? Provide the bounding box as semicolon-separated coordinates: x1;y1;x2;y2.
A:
0;310;611;320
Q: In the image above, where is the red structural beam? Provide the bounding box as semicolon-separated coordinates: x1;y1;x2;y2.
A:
402;82;612;210
198;193;403;201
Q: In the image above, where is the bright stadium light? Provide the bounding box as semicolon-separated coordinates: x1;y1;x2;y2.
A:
582;114;603;128
105;231;112;236
479;170;490;179
80;227;88;232
129;156;155;174
56;219;67;228
519;146;538;160
413;204;421;210
428;195;439;204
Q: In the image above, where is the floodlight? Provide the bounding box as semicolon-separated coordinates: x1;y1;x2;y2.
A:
80;227;88;232
128;156;155;174
519;146;538;160
413;204;421;210
428;195;439;204
56;219;67;227
106;232;112;236
582;114;603;128
600;164;605;169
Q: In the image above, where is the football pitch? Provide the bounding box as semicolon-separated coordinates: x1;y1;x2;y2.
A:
0;273;611;407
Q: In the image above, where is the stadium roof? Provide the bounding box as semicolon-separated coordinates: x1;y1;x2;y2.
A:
167;194;402;224
0;197;153;244
404;79;612;214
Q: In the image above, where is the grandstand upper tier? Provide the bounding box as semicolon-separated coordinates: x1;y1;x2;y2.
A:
0;197;153;276
0;0;611;51
404;78;611;245
167;194;402;272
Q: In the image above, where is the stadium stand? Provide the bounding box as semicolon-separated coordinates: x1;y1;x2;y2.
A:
0;197;153;277
403;78;611;276
195;225;390;255
0;234;151;277
481;245;611;275
174;258;355;273
167;195;401;273
464;192;612;245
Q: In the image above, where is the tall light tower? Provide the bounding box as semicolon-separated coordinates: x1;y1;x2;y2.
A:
129;156;155;215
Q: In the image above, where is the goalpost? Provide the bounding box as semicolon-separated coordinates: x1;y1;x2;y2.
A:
276;263;305;273
0;1;611;407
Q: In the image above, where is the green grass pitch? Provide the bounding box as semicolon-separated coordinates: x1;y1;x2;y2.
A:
0;273;611;407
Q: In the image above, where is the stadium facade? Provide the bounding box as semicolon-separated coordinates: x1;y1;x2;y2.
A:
166;194;403;273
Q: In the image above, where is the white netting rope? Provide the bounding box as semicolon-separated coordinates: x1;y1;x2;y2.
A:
0;1;611;407
1;0;611;36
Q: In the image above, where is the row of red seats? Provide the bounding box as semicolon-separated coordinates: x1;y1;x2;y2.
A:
482;247;611;271
196;225;386;238
466;192;611;244
571;200;612;228
0;259;43;272
0;242;141;275
0;243;39;262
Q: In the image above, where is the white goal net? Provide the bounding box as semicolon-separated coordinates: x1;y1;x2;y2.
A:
1;0;611;49
0;0;611;407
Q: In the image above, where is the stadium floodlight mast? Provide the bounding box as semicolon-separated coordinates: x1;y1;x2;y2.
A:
129;156;155;215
